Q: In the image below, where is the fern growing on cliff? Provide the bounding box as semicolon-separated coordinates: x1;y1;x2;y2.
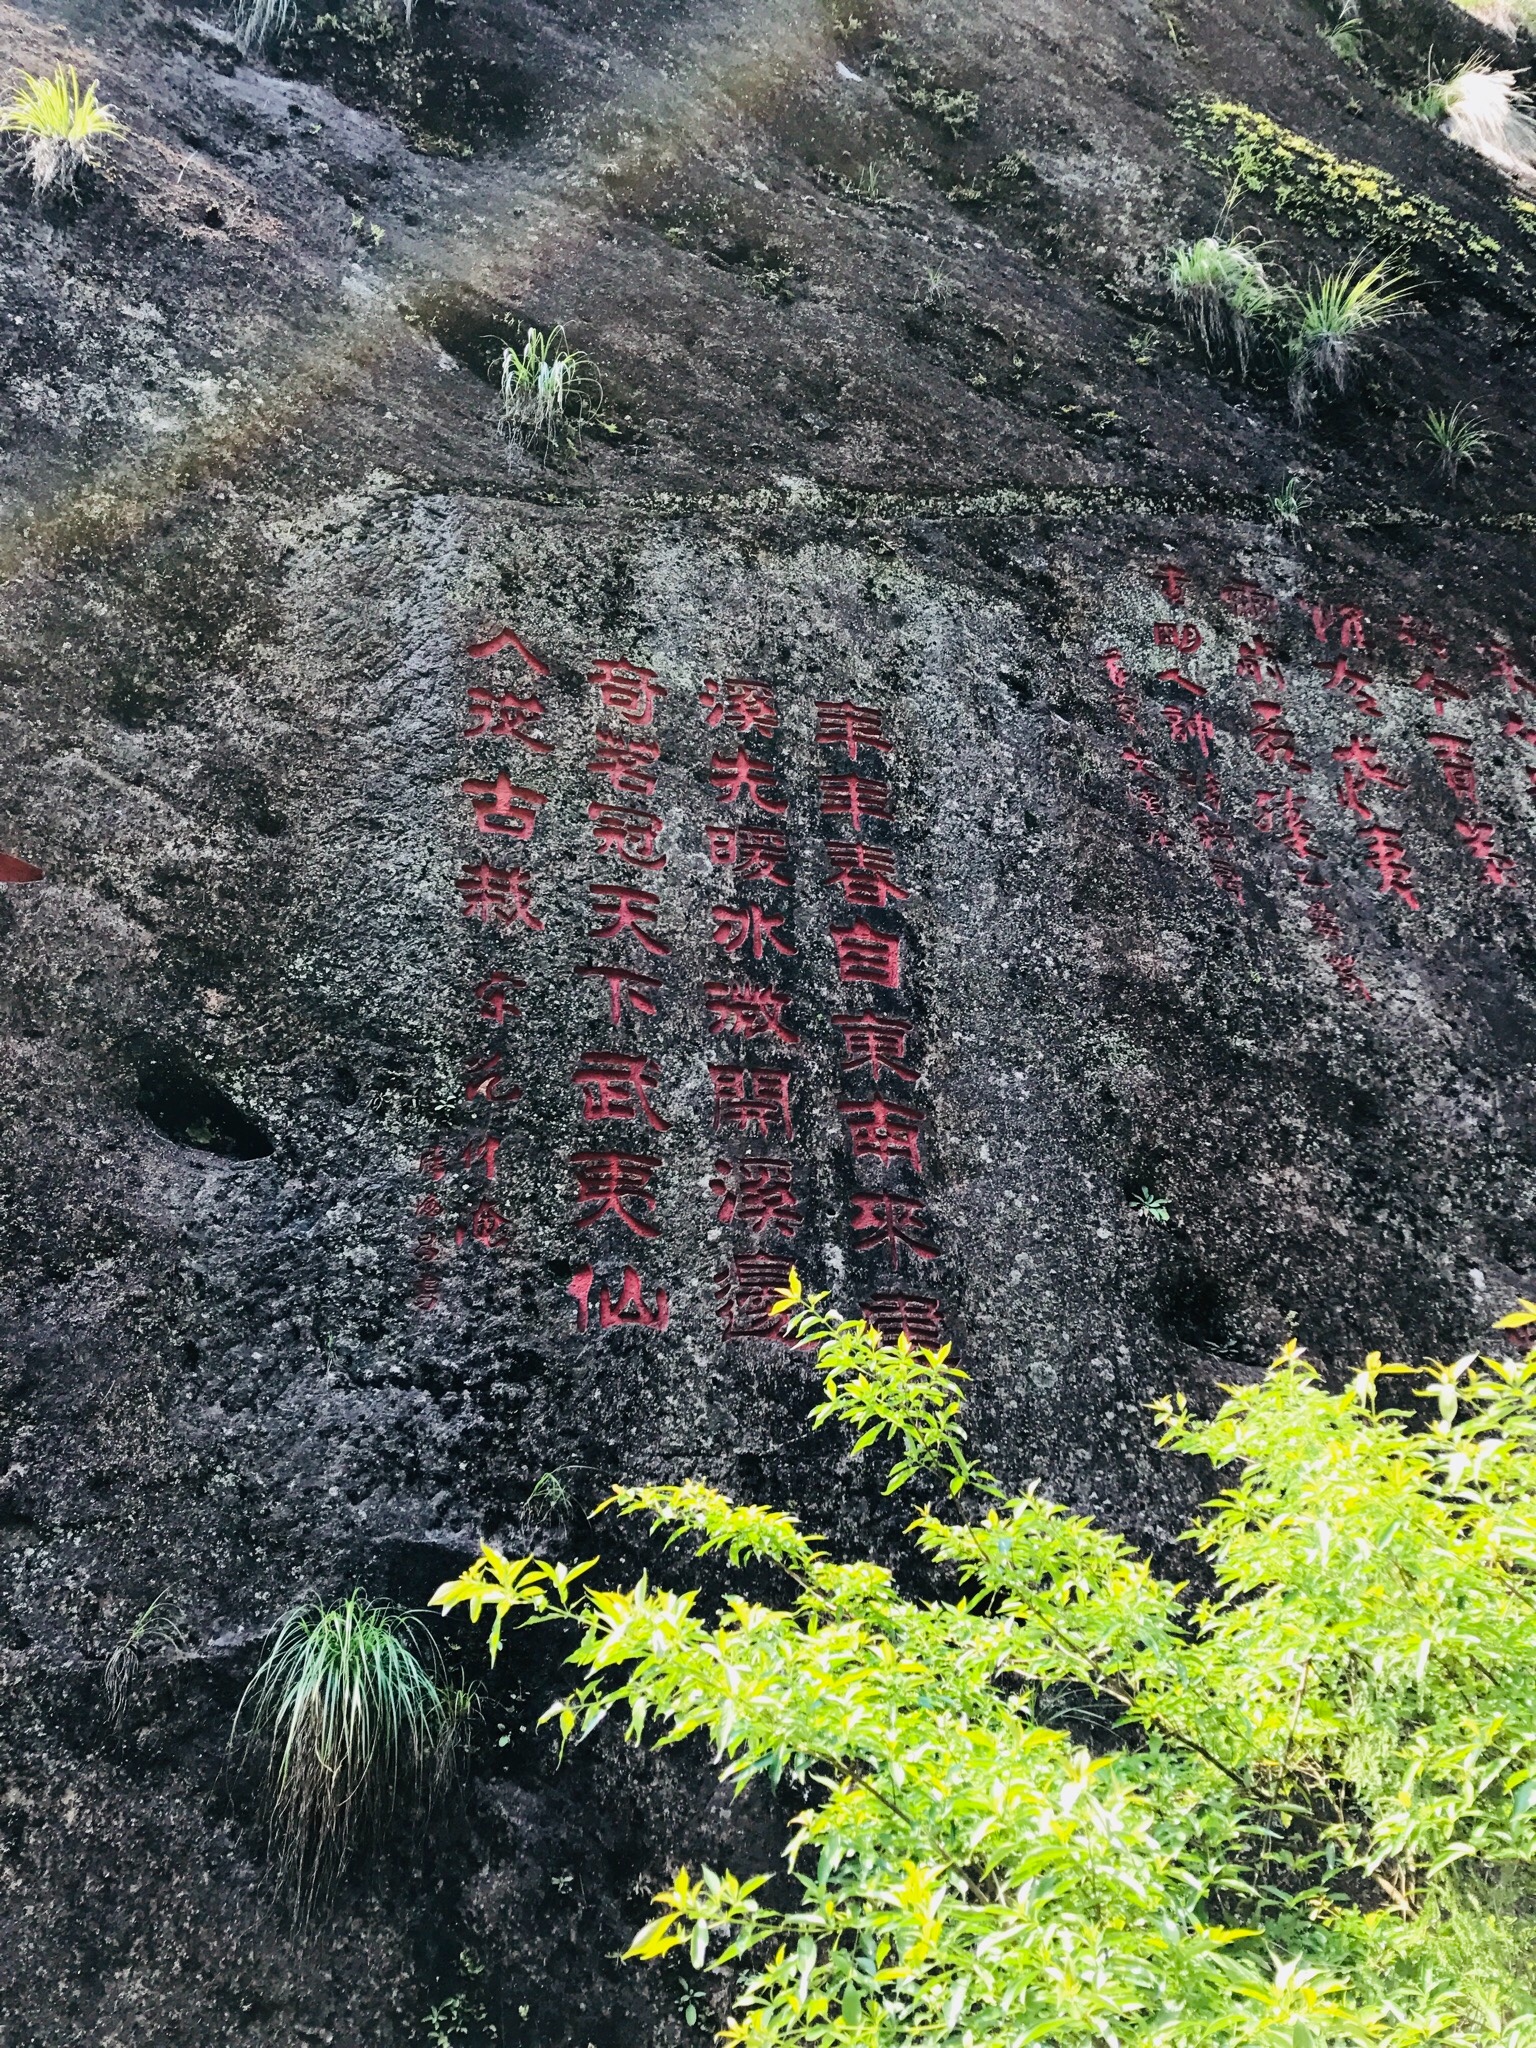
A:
436;1280;1536;2048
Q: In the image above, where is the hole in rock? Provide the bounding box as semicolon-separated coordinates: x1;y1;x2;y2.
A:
135;1046;273;1158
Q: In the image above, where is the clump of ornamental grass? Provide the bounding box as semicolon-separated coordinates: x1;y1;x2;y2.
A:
1452;0;1536;36
1407;60;1536;180
1167;233;1279;375
1424;400;1493;482
1288;256;1413;417
233;1592;467;1905
104;1592;189;1723
1320;2;1366;65
1;65;121;197
497;323;602;460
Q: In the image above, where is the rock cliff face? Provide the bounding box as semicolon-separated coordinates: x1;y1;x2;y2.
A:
3;0;1535;2037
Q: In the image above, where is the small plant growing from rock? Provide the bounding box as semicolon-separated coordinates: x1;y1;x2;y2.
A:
103;1591;188;1722
234;1592;465;1903
1;65;121;197
1451;0;1536;35
1288;257;1412;418
1405;61;1536;182
1423;400;1492;483
921;264;957;311
498;324;602;460
1271;472;1311;531
1319;2;1366;66
1167;234;1278;376
231;0;415;54
1130;1185;1171;1223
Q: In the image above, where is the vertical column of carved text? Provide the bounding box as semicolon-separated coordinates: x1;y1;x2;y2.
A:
816;698;945;1349
1422;625;1518;890
697;674;803;1341
413;628;552;1310
567;657;674;1333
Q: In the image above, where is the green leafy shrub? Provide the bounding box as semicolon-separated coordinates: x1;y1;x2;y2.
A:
234;1592;467;1903
1;65;121;197
436;1279;1536;2048
1168;234;1280;375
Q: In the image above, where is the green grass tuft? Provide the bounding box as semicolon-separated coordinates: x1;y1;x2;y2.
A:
1288;257;1413;416
1168;233;1279;374
1;65;121;196
1424;400;1492;483
498;323;603;459
234;1592;466;1903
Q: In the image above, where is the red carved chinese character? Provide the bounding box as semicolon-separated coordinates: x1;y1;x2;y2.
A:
1306;898;1344;943
414;1229;443;1264
823;841;910;907
712;903;795;961
568;1266;670;1332
468;626;550;672
1454;818;1516;888
1162;704;1215;757
710;749;787;815
1505;716;1536;751
413;1270;441;1312
588;727;661;799
850;1192;939;1266
0;851;44;882
1220;579;1277;621
1192;808;1235;855
414;1192;443;1219
860;1293;945;1346
1333;736;1404;822
704;826;792;886
1319;658;1381;717
463;1053;522;1105
710;1065;793;1138
831;920;902;989
1255;787;1319;866
1409;669;1469;717
574;963;664;1025
457;1202;510;1250
1237;639;1288;691
815;700;891;759
838;1096;925;1171
461;773;548;840
588;883;669;955
699;676;779;736
591;657;666;726
1177;768;1223;809
571;1150;661;1237
1426;732;1477;804
1206;855;1246;905
1122;745;1156;776
714;1254;794;1338
709;1157;802;1239
588;803;667;870
1127;778;1164;817
1482;640;1535;697
419;1144;448;1181
474;970;526;1024
455;860;544;933
1157;666;1206;699
832;1012;917;1083
463;687;552;752
1357;824;1420;907
1249;701;1309;773
1154;563;1187;604
462;1135;500;1182
1396;615;1448;658
572;1051;670;1132
1153;622;1202;654
1306;602;1365;647
820;774;895;830
1100;648;1141;730
705;983;799;1045
1325;952;1372;1001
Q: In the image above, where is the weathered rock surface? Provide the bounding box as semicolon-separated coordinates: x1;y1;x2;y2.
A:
2;0;1535;2037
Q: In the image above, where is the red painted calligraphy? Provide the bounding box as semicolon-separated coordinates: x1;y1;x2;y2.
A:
468;626;549;672
714;1254;793;1338
849;1193;938;1266
704;826;792;886
705;983;799;1044
1482;640;1535;698
457;1202;509;1251
699;676;779;736
587;883;669;955
462;1135;500;1183
820;773;895;830
572;1051;670;1132
1158;667;1206;700
832;1011;917;1082
590;657;667;726
461;773;548;839
474;970;525;1024
823;841;909;906
710;749;787;815
588;728;661;799
1357;824;1420;907
1154;563;1187;604
1333;736;1405;822
709;1157;802;1239
575;963;664;1024
588;803;667;869
1454;818;1516;888
1307;602;1366;648
838;1096;925;1171
456;860;544;933
831;919;902;989
860;1293;945;1346
1319;658;1381;717
1237;639;1288;691
712;903;794;961
1426;732;1477;804
710;1065;793;1139
1396;615;1448;658
571;1150;661;1237
815;700;891;759
1153;622;1202;654
568;1266;670;1332
1409;669;1469;717
1248;701;1308;772
463;1053;522;1105
1100;648;1140;730
1255;787;1320;866
463;687;552;752
1162;704;1215;757
1220;578;1277;622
